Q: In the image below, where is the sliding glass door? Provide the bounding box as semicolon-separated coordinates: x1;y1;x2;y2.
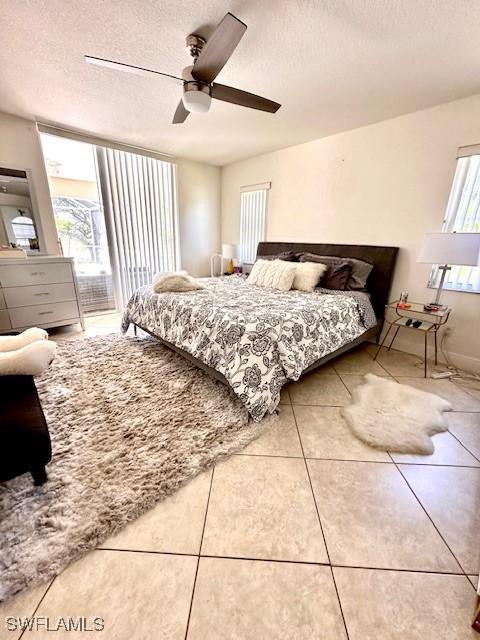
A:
41;132;179;313
41;135;115;314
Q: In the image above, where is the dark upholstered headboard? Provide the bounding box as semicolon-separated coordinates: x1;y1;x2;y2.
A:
256;242;399;319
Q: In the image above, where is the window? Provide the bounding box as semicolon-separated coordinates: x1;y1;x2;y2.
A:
239;182;270;264
430;147;480;293
41;133;116;314
40;126;179;311
10;212;36;250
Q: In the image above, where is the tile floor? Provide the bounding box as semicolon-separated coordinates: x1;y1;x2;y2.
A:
1;313;479;639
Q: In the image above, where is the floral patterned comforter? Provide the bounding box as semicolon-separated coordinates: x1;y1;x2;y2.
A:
121;276;377;420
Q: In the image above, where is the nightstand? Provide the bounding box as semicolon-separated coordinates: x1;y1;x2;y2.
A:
374;301;451;377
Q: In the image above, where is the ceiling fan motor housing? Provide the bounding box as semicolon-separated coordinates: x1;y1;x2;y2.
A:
181;65;211;113
185;34;206;59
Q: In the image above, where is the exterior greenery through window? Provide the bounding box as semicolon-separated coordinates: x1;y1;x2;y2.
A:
51;195;114;313
52;196;108;267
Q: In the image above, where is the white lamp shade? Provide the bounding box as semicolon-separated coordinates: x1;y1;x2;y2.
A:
417;232;480;266
182;89;211;113
222;243;238;260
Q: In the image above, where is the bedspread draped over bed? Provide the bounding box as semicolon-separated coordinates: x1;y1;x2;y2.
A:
121;276;376;421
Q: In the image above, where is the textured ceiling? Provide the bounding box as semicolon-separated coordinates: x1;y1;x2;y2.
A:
1;0;480;166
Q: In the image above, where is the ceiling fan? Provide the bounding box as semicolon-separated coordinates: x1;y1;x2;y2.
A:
85;12;281;124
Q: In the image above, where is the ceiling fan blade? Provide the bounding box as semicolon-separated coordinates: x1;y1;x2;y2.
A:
191;13;247;84
172;100;190;124
85;55;183;83
212;83;281;113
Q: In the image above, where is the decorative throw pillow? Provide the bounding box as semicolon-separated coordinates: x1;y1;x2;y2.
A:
346;258;374;290
247;259;297;291
152;271;204;293
292;261;327;292
256;250;299;262
323;262;352;290
299;253;352;290
299;252;373;291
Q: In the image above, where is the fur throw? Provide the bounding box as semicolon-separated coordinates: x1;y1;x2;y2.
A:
152;271;204;293
341;374;452;454
0;340;57;376
0;327;48;352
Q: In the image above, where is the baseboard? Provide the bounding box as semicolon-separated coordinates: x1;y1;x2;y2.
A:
371;332;480;375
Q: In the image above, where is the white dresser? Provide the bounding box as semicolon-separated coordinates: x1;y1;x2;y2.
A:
0;256;84;333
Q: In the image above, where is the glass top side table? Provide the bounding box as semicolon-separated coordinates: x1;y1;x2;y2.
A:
374;301;451;377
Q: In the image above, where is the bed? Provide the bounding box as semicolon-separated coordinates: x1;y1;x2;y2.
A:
122;242;399;420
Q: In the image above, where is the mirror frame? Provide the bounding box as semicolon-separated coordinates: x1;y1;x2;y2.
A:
0;166;47;255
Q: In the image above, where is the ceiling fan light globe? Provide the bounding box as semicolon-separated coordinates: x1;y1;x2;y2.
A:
182;83;212;113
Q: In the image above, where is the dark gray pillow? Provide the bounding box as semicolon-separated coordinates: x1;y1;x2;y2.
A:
324;261;353;290
299;252;373;290
346;258;374;290
299;253;352;290
256;250;299;262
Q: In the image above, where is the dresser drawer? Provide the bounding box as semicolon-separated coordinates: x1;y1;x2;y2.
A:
9;301;79;328
0;309;11;331
4;283;77;308
0;289;5;310
0;262;73;287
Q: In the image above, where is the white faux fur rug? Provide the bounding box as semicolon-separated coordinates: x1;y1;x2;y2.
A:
0;335;274;602
341;374;452;454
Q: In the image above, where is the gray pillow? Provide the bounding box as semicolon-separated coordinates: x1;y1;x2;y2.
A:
299;253;353;290
346;258;374;291
256;250;299;262
299;252;373;290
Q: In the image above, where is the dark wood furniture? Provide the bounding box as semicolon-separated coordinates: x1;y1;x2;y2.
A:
132;241;399;386
473;597;480;634
0;375;51;485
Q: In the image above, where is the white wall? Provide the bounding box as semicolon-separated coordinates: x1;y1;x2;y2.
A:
177;159;220;277
0;111;221;277
221;94;480;372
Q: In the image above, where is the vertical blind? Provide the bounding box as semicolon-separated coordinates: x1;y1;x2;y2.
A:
97;147;179;306
433;153;480;292
239;188;269;264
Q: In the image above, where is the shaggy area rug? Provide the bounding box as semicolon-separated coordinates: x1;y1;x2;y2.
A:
0;334;273;602
341;374;452;454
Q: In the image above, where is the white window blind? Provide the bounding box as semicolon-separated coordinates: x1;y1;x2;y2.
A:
431;151;480;293
239;184;270;264
97;147;179;305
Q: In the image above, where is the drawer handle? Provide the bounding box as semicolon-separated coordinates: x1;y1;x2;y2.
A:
30;271;46;276
34;292;50;297
38;311;54;316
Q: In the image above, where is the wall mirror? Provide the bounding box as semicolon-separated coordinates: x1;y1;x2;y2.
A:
0;167;45;254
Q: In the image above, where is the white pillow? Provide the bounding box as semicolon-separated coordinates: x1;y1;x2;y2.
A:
292;261;327;292
247;259;296;291
152;272;203;293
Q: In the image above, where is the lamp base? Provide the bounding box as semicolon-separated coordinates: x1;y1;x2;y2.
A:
431;264;451;312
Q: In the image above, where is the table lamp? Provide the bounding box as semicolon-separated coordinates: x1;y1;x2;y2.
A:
417;232;480;309
222;243;238;275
